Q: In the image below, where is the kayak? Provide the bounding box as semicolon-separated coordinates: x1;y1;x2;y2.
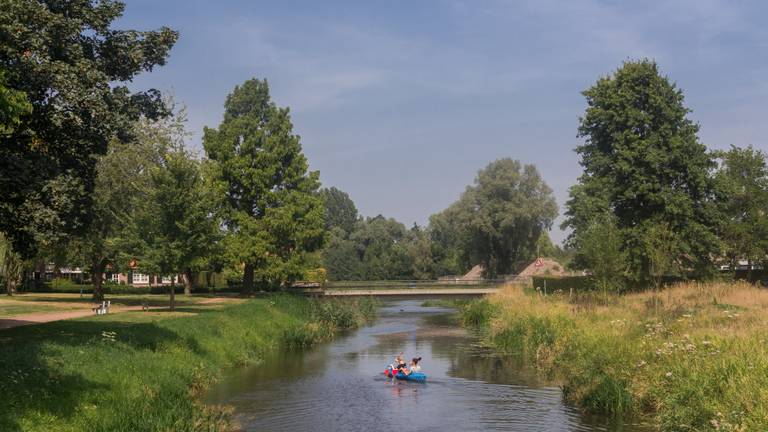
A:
396;371;427;382
383;366;427;382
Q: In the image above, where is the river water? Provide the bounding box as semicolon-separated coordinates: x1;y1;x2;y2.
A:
206;299;649;431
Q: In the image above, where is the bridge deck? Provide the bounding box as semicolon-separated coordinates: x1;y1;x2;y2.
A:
320;287;500;296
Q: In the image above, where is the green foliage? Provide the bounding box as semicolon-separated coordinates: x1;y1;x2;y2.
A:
322;215;441;281
466;284;768;430
204;79;325;293
714;145;768;271
564;59;719;283
573;215;627;292
432;158;558;277
0;232;23;294
132;131;221;306
0;294;375;431
50;277;82;291
531;275;595;292
320;187;358;233
0;0;177;257
0;69;30;135
459;299;500;327
71;114;174;300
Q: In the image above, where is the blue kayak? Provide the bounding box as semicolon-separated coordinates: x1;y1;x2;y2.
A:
395;371;427;382
384;366;427;382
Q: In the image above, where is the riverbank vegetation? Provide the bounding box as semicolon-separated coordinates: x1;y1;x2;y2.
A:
461;283;768;431
0;295;376;431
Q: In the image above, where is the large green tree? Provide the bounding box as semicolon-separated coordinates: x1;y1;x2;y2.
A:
0;0;177;257
563;60;719;282
134;145;221;308
432;159;558;278
203;79;325;294
714;145;768;276
73;116;169;301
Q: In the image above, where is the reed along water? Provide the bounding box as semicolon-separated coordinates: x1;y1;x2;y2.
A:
206;299;649;431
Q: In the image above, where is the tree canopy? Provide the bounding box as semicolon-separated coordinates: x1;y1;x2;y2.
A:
0;0;177;257
564;59;719;282
320;187;359;233
203;79;325;293
714;145;768;272
433;159;558;277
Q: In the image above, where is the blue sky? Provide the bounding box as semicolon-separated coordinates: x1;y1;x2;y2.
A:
117;0;768;244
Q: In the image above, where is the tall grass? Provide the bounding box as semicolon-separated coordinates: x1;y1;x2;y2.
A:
461;282;768;431
0;294;376;432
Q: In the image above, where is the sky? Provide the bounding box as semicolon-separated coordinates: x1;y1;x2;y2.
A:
117;0;768;244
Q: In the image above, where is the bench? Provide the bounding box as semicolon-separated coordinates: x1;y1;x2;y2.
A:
92;301;111;315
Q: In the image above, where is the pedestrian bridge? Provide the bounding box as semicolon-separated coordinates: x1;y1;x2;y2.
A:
292;279;515;297
320;287;500;297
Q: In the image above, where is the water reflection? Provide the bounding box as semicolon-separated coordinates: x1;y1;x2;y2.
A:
206;299;648;431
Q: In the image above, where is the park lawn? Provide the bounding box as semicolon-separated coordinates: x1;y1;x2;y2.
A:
0;301;84;317
0;293;221;318
461;282;768;431
0;294;376;432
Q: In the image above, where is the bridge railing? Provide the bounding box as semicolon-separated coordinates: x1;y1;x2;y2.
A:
321;278;515;289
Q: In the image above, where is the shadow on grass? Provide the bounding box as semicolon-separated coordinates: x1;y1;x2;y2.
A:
11;295;203;307
0;316;194;430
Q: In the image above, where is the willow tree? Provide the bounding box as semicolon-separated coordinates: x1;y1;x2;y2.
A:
203;79;325;294
432;158;558;278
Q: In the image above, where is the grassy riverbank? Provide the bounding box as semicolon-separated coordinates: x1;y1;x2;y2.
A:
461;282;768;431
0;295;376;432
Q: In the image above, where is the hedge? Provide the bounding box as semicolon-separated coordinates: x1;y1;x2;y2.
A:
531;275;595;293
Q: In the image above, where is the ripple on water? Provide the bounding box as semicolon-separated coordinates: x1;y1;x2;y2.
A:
207;300;649;432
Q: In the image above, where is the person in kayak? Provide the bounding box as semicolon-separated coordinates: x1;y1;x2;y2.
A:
410;357;422;373
394;352;407;372
402;357;422;375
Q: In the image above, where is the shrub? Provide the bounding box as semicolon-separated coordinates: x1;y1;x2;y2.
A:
531;275;594;292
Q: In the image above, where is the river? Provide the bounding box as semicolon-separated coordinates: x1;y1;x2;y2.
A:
206;299;649;431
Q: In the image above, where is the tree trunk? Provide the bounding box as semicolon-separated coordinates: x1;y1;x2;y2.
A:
91;260;105;302
183;268;193;296
242;263;254;296
169;279;176;311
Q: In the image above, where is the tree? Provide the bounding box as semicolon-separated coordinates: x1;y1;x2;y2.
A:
203;79;325;294
406;224;437;280
320;187;358;233
0;0;177;257
134;145;221;309
564;59;719;283
0;233;23;296
0;69;30;135
428;203;469;276
433;159;558;278
577;215;628;293
349;216;412;280
322;227;364;280
714;145;768;278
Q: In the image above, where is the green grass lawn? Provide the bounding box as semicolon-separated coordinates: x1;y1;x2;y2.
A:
0;293;218;318
0;303;82;317
0;295;376;432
